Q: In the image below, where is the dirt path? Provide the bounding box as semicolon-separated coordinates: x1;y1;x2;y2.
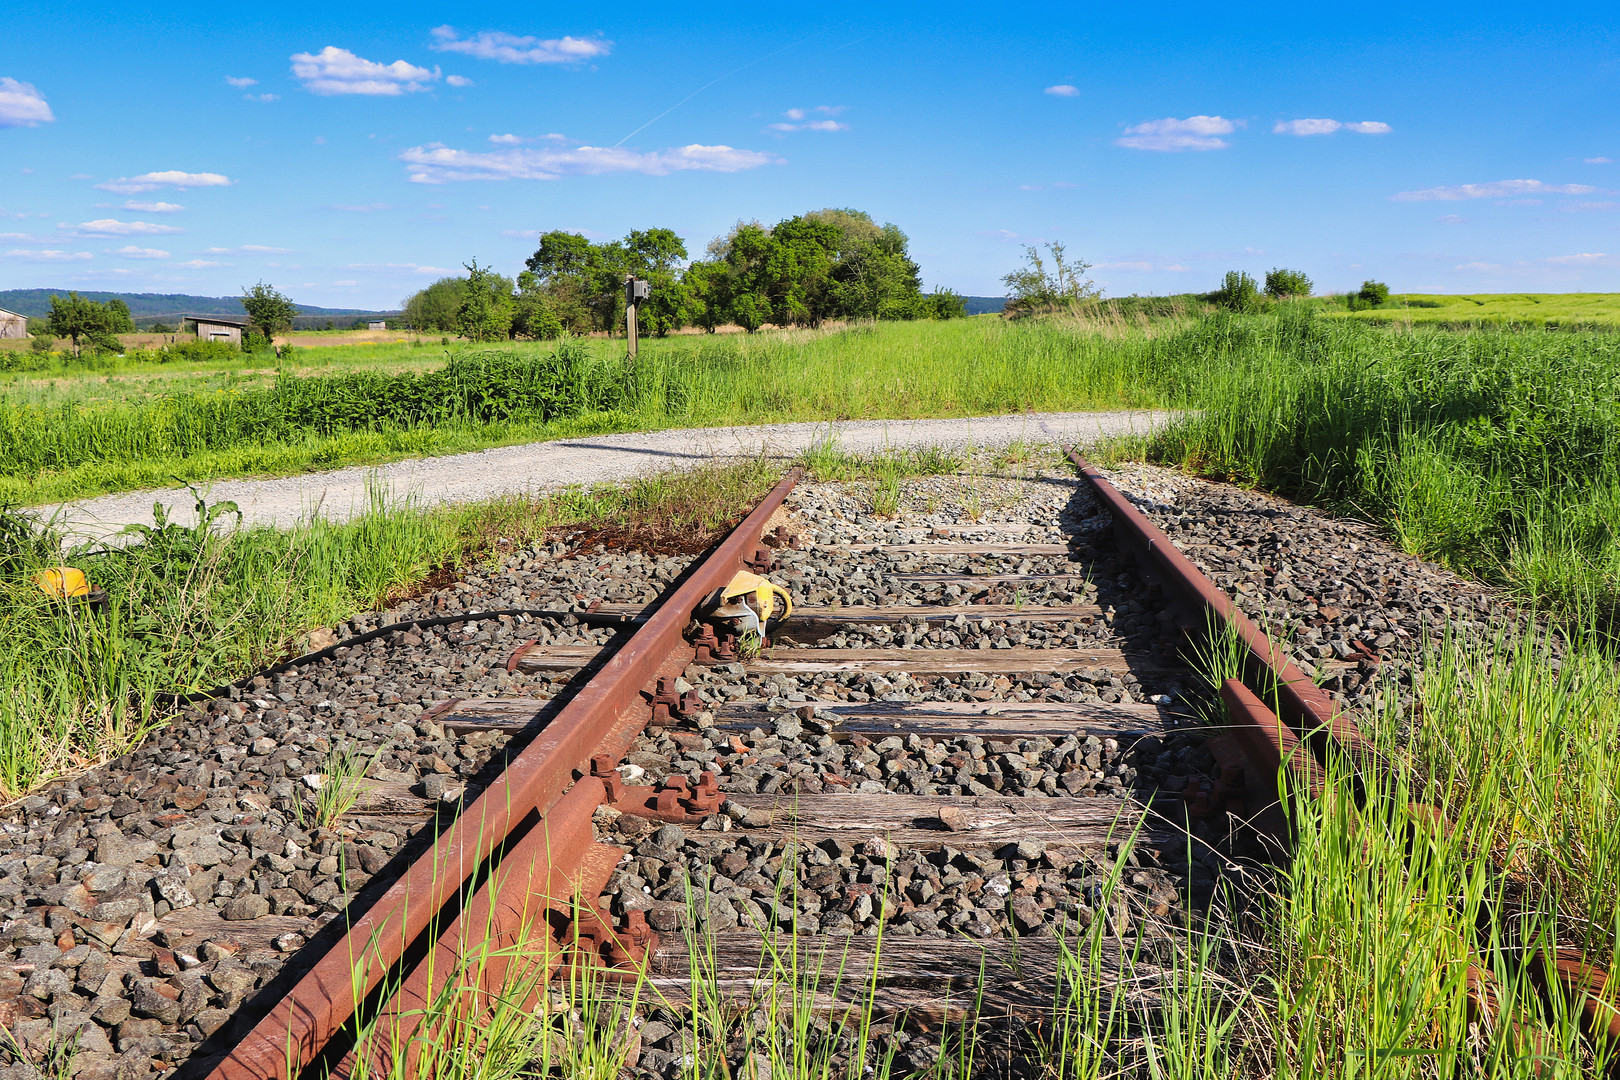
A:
43;411;1171;541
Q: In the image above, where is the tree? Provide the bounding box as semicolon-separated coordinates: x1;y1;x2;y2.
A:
455;258;514;342
1357;280;1391;305
1264;268;1313;300
402;277;469;332
45;293;117;354
241;282;297;341
105;298;136;333
1001;243;1098;314
1209;270;1268;313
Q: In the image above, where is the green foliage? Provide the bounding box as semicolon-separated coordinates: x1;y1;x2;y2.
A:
401;276;469;333
44;292;120;353
149;321;174;334
241;330;269;354
240;281;297;340
455;259;514;342
105;299;136;334
27;335;50;355
1001;242;1098;314
163;338;239;363
1358;279;1391;304
1208;270;1268;314
1263;267;1313;299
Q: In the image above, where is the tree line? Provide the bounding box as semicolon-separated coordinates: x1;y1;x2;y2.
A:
402;208;967;342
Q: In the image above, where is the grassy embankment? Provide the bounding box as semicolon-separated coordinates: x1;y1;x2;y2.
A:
1322;291;1620;331
0;317;1174;505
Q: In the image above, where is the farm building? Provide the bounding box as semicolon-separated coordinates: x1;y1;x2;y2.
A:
368;320;387;330
0;307;27;339
188;314;248;346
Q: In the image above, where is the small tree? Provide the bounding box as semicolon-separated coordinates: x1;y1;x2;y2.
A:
45;293;115;354
1357;279;1391;305
1210;270;1267;313
241;282;298;343
456;259;514;342
1001;242;1098;314
1264;268;1313;300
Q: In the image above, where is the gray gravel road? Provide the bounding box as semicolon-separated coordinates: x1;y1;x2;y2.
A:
41;411;1171;541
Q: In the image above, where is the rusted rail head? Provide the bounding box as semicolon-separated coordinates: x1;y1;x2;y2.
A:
204;467;804;1080
1063;447;1377;775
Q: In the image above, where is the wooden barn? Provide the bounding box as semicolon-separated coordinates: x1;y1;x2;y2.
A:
188;314;248;346
0;307;28;339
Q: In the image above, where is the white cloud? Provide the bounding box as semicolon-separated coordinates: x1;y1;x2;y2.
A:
1044;85;1079;97
1393;179;1599;202
769;107;848;134
225;76;258;88
328;202;394;212
331;279;358;286
1585;157;1613;164
108;245;169;259
1561;201;1620;212
203;243;294;254
174;259;227;268
445;75;473;87
245;93;280;102
428;25;610;65
0;78;54;128
123;200;184;213
291;47;439;96
4;248;90;262
1274;118;1340;136
96;171;232;193
488;133;524;144
346;262;454;275
1115;116;1237;152
1454;261;1502;271
63;218;184;238
1094;260;1154;271
1273;118;1391;137
1545;252;1610;264
399;141;780;183
1435;214;1467;225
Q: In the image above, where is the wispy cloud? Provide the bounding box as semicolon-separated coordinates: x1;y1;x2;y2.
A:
0;77;54;128
346;261;453;275
4;248;90;262
1115;116;1237;152
204;244;293;254
225;76;258;88
399;141;780;183
768;106;847;134
1392;178;1599;202
62;218;184;238
1044;85;1079;97
245;93;280;102
1586;157;1613;165
1435;214;1467;225
291;47;440;96
123;200;184;213
487;132;567;145
1273;118;1391;136
96;171;231;193
328;202;395;212
429;26;610;65
108;245;169;259
1545;252;1610;264
175;259;228;268
446;75;473;87
1560;201;1620;212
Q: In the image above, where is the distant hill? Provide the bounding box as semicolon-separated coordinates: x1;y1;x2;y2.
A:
961;295;1007;315
0;289;394;329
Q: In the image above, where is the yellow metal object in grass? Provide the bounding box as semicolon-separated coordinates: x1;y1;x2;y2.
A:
710;570;793;638
34;566;91;599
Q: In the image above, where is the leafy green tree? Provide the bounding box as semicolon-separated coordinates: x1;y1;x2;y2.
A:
681;261;733;333
1358;279;1391;305
105;298;136;333
45;293;116;354
241;282;298;342
402;277;469;332
150;321;174;334
1001;243;1098;314
1264;268;1313;299
1210;270;1268;313
455;259;514;342
510;272;565;340
924;288;969;319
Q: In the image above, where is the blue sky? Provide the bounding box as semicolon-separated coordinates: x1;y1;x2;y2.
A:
1;1;1615;309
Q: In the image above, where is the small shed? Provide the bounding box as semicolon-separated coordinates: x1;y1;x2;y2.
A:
188;314;248;346
0;307;27;339
368;320;387;331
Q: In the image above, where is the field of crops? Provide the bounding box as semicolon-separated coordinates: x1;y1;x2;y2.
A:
1324;291;1620;329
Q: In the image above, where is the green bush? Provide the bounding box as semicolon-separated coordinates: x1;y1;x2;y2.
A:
1358;279;1391;305
1209;270;1268;314
1264;268;1313;299
162;339;239;363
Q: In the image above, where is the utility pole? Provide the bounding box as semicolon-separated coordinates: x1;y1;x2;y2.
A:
624;275;649;359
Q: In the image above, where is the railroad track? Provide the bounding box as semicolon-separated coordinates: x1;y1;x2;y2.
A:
2;452;1612;1080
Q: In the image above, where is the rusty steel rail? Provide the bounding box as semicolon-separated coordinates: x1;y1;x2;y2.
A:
1064;447;1618;1057
203;467;804;1080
